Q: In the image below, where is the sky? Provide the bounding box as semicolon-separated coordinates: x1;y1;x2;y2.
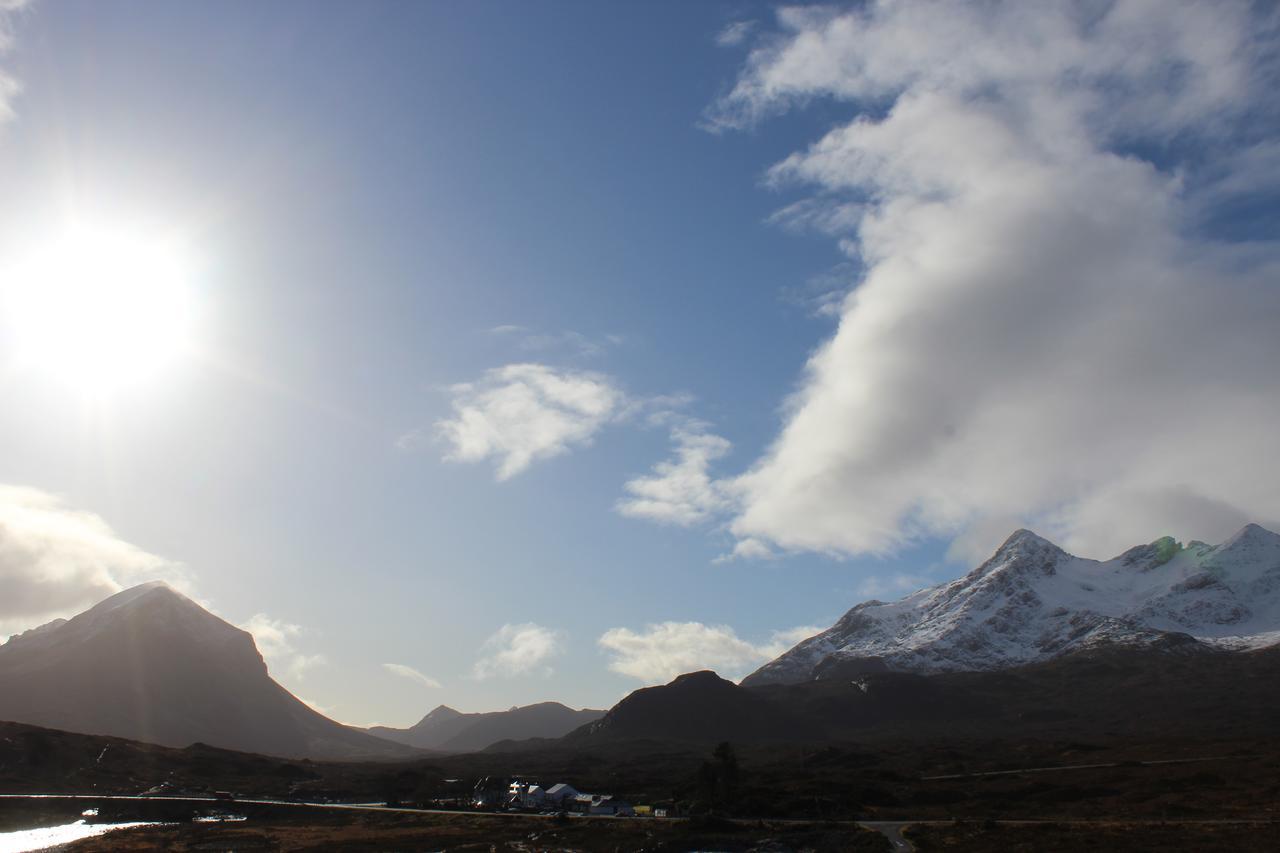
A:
0;0;1278;727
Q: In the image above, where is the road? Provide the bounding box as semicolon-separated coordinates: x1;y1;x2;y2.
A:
0;793;556;819
3;793;1275;853
858;820;922;850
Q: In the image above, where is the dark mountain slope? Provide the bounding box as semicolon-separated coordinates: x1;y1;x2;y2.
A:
537;643;1280;751
567;671;811;745
0;582;413;760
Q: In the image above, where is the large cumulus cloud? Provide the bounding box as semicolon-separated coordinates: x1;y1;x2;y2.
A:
710;0;1280;561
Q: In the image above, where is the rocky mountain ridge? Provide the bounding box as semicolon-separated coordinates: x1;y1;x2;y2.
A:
745;523;1280;686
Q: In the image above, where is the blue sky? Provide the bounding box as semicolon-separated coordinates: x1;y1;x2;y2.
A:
1;1;1278;725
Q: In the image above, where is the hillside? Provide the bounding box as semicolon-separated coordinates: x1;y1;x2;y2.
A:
567;670;810;745
554;644;1280;748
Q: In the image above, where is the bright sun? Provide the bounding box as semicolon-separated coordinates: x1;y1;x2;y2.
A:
5;224;196;394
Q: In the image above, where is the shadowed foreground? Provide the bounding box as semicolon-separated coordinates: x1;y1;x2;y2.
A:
53;810;890;852
905;819;1280;852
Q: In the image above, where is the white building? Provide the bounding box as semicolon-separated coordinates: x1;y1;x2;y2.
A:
507;781;546;809
545;783;579;805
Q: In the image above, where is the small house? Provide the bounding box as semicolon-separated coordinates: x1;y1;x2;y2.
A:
545;783;579;805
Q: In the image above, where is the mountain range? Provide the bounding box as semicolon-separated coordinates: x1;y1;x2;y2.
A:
2;524;1278;758
367;702;603;752
744;523;1280;686
564;642;1280;747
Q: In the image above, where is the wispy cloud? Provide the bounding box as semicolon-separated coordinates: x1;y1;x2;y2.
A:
241;614;327;682
758;625;826;659
713;537;777;564
382;662;442;689
488;325;623;360
616;420;732;527
707;1;1280;561
431;363;626;480
853;573;933;601
780;263;856;319
598;621;822;684
472;622;564;679
715;20;756;48
0;484;189;636
0;0;30;123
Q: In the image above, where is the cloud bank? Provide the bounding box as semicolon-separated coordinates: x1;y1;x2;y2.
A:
708;0;1280;561
599;621;821;684
472;622;564;679
0;485;188;635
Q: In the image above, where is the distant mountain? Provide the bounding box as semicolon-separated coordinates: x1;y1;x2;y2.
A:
745;524;1280;687
567;671;807;745
0;582;413;760
369;701;603;752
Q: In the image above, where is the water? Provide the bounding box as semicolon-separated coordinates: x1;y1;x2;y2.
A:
0;819;160;852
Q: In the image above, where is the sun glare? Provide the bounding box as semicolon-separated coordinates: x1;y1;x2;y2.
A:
5;224;196;394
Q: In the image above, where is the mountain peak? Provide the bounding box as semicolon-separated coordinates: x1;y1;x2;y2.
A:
669;670;733;689
995;528;1061;555
1222;522;1280;548
95;580;188;611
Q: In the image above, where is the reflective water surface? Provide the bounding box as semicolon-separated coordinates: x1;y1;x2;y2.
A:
0;819;159;852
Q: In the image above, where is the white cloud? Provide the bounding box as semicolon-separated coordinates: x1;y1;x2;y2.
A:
599;621;822;684
616;421;731;526
431;363;626;480
472;622;564;679
715;20;756;48
489;326;622;360
713;537;777;564
382;662;442;689
0;484;188;635
707;1;1280;561
0;0;29;123
241;613;327;682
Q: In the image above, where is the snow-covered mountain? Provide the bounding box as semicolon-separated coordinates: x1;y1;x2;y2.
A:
0;582;414;760
744;524;1280;686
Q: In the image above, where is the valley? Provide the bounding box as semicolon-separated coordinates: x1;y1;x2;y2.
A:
3;526;1279;849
